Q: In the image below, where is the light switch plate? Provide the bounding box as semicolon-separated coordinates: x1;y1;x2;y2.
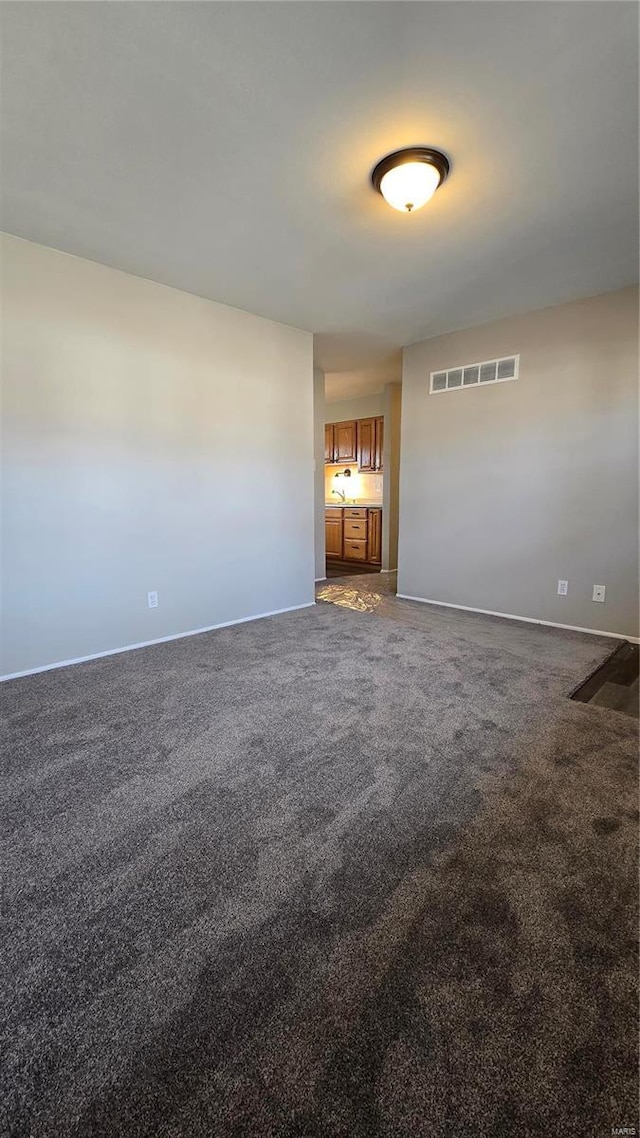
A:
592;585;606;603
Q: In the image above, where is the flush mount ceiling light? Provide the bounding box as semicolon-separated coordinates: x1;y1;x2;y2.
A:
371;147;450;213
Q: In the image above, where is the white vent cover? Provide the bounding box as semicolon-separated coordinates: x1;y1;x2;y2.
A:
430;354;519;394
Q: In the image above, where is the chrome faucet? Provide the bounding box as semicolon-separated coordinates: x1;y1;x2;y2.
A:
332;487;346;502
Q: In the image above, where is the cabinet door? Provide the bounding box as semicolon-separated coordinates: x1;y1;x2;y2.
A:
324;424;335;464
325;517;343;558
333;421;357;463
374;417;384;471
367;508;382;563
357;418;376;472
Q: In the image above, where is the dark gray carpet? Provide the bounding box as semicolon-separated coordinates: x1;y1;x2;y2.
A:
1;600;638;1137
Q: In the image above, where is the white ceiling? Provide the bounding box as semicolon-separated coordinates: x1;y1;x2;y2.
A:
2;2;638;396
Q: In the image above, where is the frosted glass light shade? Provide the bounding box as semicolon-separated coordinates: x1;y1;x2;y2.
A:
371;147;450;213
379;162;441;213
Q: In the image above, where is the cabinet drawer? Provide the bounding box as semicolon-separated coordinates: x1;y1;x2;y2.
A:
325;508;343;519
344;518;367;540
343;507;367;519
343;539;368;561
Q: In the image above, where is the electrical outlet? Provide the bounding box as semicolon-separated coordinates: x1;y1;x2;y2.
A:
147;591;158;609
557;580;568;596
592;585;606;603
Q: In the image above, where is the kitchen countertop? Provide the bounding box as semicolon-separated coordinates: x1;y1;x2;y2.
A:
324;501;382;508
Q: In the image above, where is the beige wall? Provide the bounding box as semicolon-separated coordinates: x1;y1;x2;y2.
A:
325;392;383;423
313;367;326;578
382;382;402;571
1;235;315;676
398;287;639;638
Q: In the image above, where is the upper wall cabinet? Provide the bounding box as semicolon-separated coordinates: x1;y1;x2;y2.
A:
334;420;358;463
357;418;375;471
357;417;384;472
325;420;357;464
325;416;383;470
326;417;383;470
374;416;384;472
324;424;335;464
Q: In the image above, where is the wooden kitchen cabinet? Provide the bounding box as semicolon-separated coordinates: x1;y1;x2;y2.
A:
373;416;384;473
344;517;367;541
356;418;375;471
343;538;368;561
333;420;357;463
324;424;335;464
325;508;343;558
367;507;382;564
356;417;384;472
325;506;382;568
326;416;383;470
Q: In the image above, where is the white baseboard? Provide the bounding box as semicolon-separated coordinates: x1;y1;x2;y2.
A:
1;601;316;683
314;576;327;582
380;568;398;574
396;593;638;644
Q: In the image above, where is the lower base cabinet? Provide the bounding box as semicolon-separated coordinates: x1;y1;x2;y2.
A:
325;506;382;567
325;509;344;558
343;538;368;561
367;507;382;564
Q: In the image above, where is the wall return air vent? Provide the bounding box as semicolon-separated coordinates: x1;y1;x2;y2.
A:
430;354;519;394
